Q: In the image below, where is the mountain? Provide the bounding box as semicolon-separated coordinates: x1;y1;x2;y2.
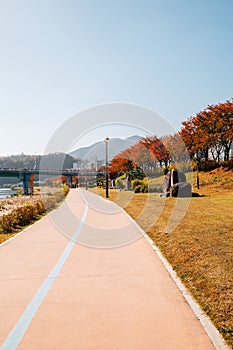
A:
125;135;142;142
69;136;141;163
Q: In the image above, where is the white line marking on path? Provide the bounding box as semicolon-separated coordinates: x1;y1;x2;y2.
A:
0;194;88;350
79;191;229;349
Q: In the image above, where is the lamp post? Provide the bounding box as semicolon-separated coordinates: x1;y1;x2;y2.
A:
104;137;110;198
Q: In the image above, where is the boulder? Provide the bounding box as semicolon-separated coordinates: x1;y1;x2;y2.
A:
162;172;171;196
172;170;186;184
170;182;192;198
125;176;132;191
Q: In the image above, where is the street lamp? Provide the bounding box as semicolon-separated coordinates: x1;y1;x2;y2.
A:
104;137;110;198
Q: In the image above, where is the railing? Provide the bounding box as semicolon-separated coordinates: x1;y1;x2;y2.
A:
0;168;105;195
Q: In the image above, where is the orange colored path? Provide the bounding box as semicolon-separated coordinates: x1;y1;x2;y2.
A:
0;190;216;349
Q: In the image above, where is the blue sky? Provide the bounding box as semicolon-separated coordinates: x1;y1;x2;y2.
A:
0;0;233;155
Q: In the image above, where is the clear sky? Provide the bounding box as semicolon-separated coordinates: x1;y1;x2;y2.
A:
0;0;233;156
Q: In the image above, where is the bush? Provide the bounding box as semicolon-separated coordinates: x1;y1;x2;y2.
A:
0;211;19;233
133;180;148;193
212;176;221;183
0;188;69;234
63;184;69;195
126;168;145;180
195;160;220;171
132;179;143;189
141;183;148;193
193;159;233;172
96;177;105;187
134;185;142;193
221;158;233;170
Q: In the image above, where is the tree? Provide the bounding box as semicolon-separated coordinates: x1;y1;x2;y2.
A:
162;133;189;163
180;99;233;162
140;136;172;167
179;117;199;160
126;168;145;181
120;142;157;170
207;100;233;160
109;156;135;175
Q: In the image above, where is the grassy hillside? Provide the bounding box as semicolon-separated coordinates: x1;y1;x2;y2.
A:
95;168;233;348
145;170;233;348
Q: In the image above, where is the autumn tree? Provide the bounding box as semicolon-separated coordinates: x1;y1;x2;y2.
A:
109;156;135;175
140;136;172;168
162;133;189;163
109;139;158;177
179;117;199;160
180;99;233;162
207;100;233;160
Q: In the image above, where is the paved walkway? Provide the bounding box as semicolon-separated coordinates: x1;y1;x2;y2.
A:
0;189;216;349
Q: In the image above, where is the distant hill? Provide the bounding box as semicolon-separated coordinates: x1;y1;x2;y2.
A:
0;153;75;170
69;136;141;162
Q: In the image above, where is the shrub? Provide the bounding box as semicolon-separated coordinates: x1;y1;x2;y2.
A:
141;183;148;193
133;180;148;193
212;176;221;183
132;179;143;189
221;158;233;170
63;184;69;196
126;168;145;180
134;185;141;193
0;188;69;234
96;177;105;187
197;160;220;171
193;159;233;171
34;201;45;215
0;211;19;233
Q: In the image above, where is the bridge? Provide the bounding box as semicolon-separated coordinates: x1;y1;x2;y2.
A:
0;168;105;195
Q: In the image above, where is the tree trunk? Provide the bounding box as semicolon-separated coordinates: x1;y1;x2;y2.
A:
204;146;209;161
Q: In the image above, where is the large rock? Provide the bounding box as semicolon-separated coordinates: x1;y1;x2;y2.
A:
162;172;171;196
125;176;132;191
172;170;186;184
170;182;192;198
162;170;187;197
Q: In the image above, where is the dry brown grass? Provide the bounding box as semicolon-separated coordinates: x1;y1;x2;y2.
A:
95;168;233;348
145;194;233;347
0;188;68;244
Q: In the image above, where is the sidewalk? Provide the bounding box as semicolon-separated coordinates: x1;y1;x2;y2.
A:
0;190;218;349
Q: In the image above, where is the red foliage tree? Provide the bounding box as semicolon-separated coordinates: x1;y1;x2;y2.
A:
180;99;233;162
140;136;171;167
162;133;189;163
110;156;135;175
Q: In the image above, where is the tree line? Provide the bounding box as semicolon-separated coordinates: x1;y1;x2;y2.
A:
109;99;233;176
180;99;233;162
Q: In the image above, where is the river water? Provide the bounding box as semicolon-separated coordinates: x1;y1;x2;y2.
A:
0;188;16;198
